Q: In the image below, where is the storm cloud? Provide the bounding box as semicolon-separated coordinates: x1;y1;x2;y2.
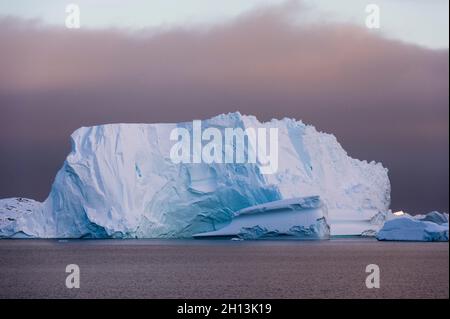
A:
0;3;448;214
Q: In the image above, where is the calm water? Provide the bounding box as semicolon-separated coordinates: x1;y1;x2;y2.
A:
0;238;448;298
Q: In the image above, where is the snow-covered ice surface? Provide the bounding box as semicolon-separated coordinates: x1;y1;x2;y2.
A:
193;196;329;239
0;198;43;238
0;112;391;238
377;212;449;241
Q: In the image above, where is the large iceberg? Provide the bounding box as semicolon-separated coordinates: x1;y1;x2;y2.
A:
0;112;390;238
377;212;449;241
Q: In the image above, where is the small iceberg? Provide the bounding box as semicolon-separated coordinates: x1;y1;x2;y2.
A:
377;211;449;242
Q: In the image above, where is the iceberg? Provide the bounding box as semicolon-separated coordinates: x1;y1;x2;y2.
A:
0;112;391;238
0;198;43;238
193;196;330;239
377;212;449;242
416;211;449;225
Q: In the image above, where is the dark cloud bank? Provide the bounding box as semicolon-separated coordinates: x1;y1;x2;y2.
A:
0;4;448;214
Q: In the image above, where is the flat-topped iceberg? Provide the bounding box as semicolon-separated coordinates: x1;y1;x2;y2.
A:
193;196;329;239
0;112;390;238
377;212;449;241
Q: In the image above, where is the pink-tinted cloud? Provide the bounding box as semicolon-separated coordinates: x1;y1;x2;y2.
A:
0;4;448;213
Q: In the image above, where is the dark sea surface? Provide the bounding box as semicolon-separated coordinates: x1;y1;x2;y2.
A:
0;238;448;299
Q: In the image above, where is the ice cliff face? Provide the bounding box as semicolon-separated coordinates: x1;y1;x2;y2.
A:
0;112;390;238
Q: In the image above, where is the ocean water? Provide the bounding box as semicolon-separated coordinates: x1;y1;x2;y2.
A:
0;238;448;298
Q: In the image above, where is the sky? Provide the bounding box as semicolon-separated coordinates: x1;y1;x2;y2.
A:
0;0;448;214
0;0;448;48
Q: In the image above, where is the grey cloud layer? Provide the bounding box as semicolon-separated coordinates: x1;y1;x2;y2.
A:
0;5;448;213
